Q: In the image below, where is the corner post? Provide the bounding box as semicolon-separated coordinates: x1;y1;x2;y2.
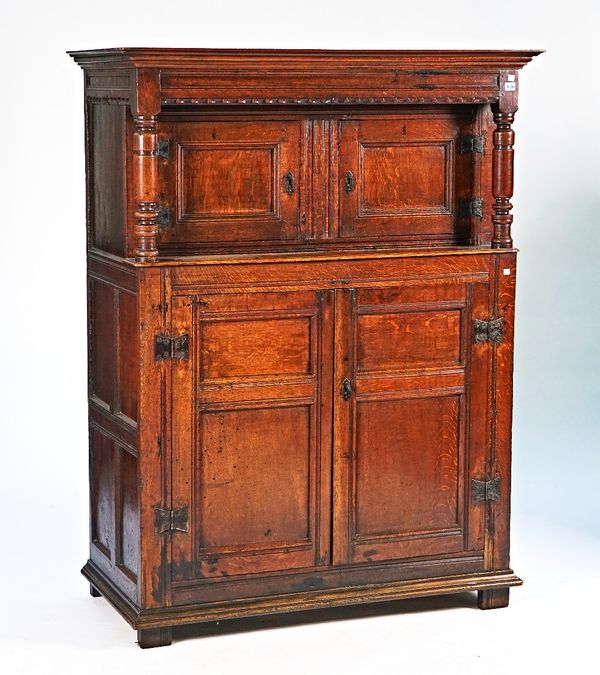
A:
478;587;510;610
491;71;518;249
137;627;172;649
131;69;161;261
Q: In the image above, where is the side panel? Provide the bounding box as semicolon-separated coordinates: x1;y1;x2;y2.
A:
87;256;140;602
86;103;128;255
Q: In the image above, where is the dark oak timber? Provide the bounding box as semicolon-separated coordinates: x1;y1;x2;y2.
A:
478;587;510;610
70;48;541;648
137;627;172;649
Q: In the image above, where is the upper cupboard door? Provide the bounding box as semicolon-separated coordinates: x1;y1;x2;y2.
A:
338;115;472;243
158;120;303;248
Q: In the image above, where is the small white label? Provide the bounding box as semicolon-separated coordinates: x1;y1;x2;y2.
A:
507;74;516;82
503;268;511;276
504;82;516;91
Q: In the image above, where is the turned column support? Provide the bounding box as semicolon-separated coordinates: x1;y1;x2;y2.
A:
133;115;159;260
491;110;515;248
491;71;518;249
131;69;161;261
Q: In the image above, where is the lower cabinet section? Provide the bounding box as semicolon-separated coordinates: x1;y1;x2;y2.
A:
170;272;492;587
85;249;521;646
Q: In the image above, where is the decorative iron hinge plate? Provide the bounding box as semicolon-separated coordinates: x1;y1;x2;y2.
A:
155;506;189;534
460;198;484;219
472;477;501;502
460;134;485;154
156;206;171;227
154;333;190;361
473;318;505;344
157;138;170;160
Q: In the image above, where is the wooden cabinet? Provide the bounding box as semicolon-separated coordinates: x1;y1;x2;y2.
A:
70;48;541;648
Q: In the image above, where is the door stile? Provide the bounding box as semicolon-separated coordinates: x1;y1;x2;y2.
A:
137;267;167;609
160;271;174;608
332;288;356;565
465;280;493;552
169;295;195;584
316;289;335;565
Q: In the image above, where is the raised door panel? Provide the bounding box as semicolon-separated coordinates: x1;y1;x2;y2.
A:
338;115;473;243
355;396;460;538
170;290;333;583
333;279;491;565
158;120;303;249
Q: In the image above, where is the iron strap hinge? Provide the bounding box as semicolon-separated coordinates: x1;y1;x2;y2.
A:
157;138;170;160
472;477;501;503
156;206;171;227
155;506;189;535
473;318;505;344
460;134;485;154
460;198;484;219
154;333;190;361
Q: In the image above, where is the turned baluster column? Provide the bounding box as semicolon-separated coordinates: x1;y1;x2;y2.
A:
133;115;159;260
491;110;515;248
131;69;161;261
491;71;518;249
133;115;158;261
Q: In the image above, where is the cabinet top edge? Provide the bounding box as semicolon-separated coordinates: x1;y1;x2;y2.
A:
68;48;544;70
90;247;519;269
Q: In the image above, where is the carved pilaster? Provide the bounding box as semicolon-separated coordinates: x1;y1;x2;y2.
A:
133;115;159;261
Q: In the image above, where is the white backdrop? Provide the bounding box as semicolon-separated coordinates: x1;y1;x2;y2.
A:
1;1;598;673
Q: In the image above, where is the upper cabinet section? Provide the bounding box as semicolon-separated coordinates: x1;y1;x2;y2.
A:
157;110;477;252
70;48;542;260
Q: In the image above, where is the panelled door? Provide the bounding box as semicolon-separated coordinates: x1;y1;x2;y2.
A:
170;289;333;582
332;278;491;565
169;276;492;584
338;114;473;242
157;120;303;248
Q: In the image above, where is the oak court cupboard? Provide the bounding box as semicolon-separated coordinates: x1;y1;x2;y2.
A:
69;48;542;648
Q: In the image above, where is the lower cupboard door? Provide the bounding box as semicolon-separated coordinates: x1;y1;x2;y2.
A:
169;290;334;583
332;281;492;565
